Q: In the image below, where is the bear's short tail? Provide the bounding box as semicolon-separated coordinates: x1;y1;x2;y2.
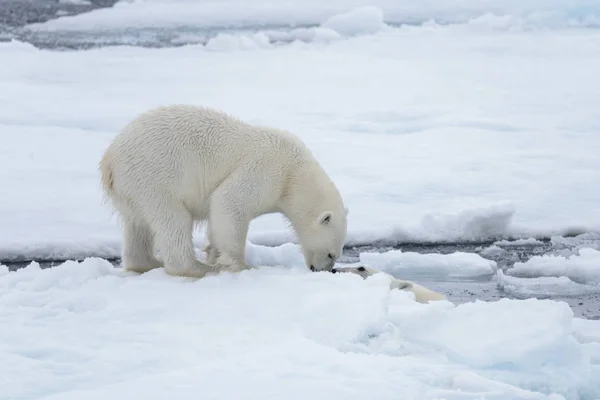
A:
99;146;115;202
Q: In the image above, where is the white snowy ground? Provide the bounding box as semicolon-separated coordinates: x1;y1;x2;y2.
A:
2;4;600;260
2;2;600;399
2;246;600;400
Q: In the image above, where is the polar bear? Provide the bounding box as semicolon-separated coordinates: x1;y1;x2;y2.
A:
99;105;348;278
332;265;447;303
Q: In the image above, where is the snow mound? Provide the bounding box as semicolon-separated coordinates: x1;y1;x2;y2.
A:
497;271;600;299
551;232;600;253
494;238;545;247
391;297;581;368
205;32;271;52
506;247;600;285
480;244;516;262
58;0;91;4
573;318;600;344
417;203;515;243
2;258;600;399
322;6;386;36
495;237;600;298
244;242;306;268
24;0;600;32
267;26;341;44
210;26;342;49
359;249;497;279
428;372;567;400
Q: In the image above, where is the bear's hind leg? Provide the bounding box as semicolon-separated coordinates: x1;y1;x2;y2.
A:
148;201;213;278
122;217;163;273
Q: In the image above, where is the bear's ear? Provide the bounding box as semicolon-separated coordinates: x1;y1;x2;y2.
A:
318;211;333;226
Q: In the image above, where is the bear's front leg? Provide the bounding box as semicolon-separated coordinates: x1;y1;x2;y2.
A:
202;242;220;265
203;221;221;265
208;177;254;274
214;252;251;273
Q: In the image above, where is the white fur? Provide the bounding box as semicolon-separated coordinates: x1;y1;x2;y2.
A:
333;265;447;303
100;105;348;278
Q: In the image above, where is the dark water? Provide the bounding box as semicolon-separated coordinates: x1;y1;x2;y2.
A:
0;0;118;48
0;0;117;28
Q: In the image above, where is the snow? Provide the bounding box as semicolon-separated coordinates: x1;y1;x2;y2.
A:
429;373;567;400
58;0;92;5
573;317;600;344
551;232;600;253
506;248;600;285
204;32;272;52
360;249;497;279
494;238;545;247
3;2;600;399
24;1;600;31
3;18;600;260
493;234;600;298
2;258;600;400
321;6;386;36
497;271;600;299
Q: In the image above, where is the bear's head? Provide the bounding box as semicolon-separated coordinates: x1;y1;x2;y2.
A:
300;209;348;272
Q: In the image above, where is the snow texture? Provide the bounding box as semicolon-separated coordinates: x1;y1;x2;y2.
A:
492;232;600;298
2;2;600;399
551;232;600;254
24;1;600;31
494;238;545;247
321;6;386;36
497;271;600;299
507;248;600;285
360;249;497;279
1;258;600;400
2;17;600;260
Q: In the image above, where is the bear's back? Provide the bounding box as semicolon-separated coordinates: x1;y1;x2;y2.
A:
119;104;310;162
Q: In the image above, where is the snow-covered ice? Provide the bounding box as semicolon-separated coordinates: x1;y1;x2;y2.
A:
494;238;545;247
488;232;600;298
497;271;600;299
2;2;600;398
321;6;386;36
359;249;497;279
2;8;600;260
496;246;600;298
551;232;600;253
1;257;600;400
507;248;600;285
24;0;600;31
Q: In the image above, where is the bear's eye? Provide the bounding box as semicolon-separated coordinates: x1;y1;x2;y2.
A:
328;253;334;259
357;266;366;272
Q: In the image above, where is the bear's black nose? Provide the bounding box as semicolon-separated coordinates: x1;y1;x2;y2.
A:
331;268;338;274
310;265;315;271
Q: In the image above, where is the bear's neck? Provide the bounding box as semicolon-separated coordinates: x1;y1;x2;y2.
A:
278;165;337;235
